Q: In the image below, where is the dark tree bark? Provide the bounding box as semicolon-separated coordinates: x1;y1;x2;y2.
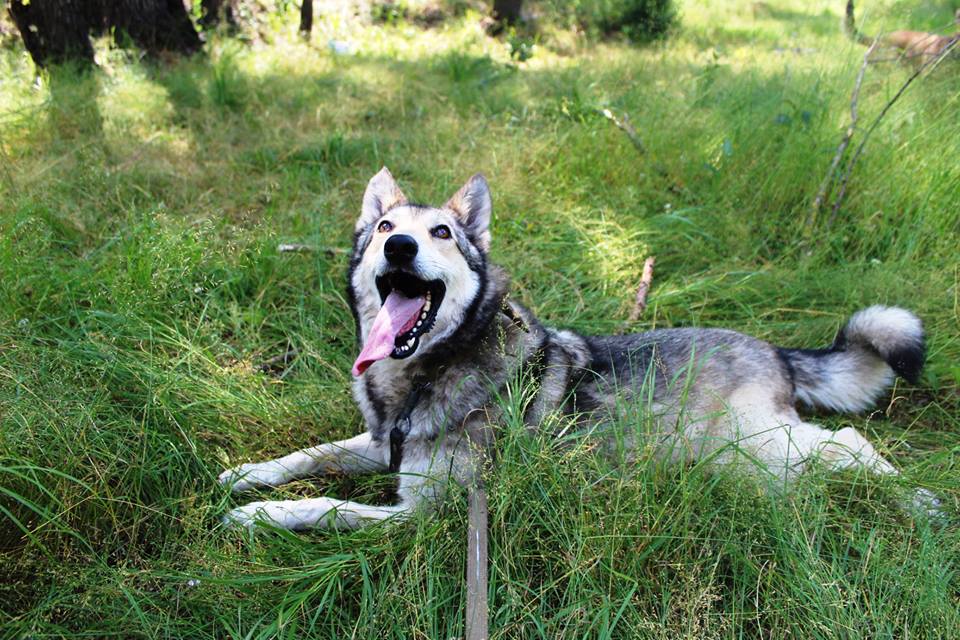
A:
108;0;202;56
8;0;202;69
199;0;236;31
492;0;522;25
299;0;313;37
8;0;97;68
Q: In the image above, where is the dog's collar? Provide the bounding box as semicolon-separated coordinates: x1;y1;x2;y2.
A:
388;377;432;474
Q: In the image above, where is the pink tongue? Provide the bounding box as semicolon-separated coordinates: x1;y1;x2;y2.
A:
352;292;426;376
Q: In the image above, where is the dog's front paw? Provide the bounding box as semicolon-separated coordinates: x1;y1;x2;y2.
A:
218;463;287;493
221;501;286;530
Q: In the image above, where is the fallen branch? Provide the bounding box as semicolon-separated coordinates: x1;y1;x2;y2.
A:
277;243;350;256
627;256;656;323
828;35;959;224
808;40;877;227
599;108;646;154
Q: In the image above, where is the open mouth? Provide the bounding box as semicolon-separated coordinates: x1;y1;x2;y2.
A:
375;271;446;358
351;271;446;376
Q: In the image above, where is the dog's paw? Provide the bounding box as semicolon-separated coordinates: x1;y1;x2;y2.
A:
218;463;287;493
907;488;948;526
221;501;286;530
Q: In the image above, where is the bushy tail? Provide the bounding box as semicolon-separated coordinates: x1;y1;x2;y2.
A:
844;0;875;46
779;306;925;413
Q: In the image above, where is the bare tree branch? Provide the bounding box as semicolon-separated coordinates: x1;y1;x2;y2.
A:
809;40;877;226
828;36;959;224
627;256;656;323
599;108;646;154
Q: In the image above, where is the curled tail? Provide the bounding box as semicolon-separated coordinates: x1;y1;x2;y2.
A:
779;306;925;413
844;0;875;46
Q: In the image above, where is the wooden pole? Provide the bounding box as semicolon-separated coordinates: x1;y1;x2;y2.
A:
465;485;489;640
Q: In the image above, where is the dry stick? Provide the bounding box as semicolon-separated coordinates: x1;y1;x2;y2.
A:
627;256;656;323
599;108;646;154
465;483;489;640
277;243;350;256
828;36;960;224
809;40;878;227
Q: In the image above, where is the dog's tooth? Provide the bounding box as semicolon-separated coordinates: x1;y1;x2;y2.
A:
416;320;422;327
406;338;415;347
423;300;431;311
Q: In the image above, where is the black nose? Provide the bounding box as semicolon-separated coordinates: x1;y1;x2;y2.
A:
384;234;418;265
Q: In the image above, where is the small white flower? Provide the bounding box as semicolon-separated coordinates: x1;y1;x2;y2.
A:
186;578;201;588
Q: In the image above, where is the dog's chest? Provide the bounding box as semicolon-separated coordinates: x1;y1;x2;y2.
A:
354;359;496;443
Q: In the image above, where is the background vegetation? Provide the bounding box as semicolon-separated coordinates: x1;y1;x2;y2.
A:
1;0;959;637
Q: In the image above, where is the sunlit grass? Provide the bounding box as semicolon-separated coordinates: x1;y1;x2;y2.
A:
2;0;959;637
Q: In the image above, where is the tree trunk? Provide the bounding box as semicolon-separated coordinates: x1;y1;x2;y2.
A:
8;0;97;68
299;0;313;37
108;0;202;57
200;0;236;31
492;0;522;25
8;0;202;69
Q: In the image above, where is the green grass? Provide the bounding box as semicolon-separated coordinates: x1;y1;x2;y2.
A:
2;1;959;637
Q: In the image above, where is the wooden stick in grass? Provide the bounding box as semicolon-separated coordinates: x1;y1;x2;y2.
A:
809;39;877;226
465;483;489;640
599;108;646;154
828;35;959;224
627;256;656;323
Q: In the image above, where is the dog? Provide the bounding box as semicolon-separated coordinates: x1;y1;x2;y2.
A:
219;168;932;530
845;1;960;66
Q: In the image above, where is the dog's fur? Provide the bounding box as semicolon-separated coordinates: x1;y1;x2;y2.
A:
845;1;960;65
220;169;930;530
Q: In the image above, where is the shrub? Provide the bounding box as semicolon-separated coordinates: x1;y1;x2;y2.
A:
572;0;678;43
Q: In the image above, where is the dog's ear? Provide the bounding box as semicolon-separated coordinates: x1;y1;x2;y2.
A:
445;173;492;251
358;167;407;231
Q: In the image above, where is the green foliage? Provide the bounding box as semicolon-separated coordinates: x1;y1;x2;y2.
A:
576;0;678;42
2;0;960;637
371;1;410;26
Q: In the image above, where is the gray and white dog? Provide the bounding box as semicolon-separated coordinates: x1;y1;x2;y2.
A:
220;169;928;530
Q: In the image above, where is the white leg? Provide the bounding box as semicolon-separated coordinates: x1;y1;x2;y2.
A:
815;426;898;475
223;496;413;531
738;418;898;479
218;432;386;493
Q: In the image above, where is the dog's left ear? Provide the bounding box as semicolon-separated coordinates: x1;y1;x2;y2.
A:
445;173;492;251
357;167;407;232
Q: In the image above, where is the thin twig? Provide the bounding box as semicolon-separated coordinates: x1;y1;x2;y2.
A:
278;243;315;253
829;35;959;223
599;108;646;154
627;256;656;323
277;243;350;256
255;348;299;375
809;40;877;226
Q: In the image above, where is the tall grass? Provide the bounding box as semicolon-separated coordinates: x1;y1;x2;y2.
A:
1;1;958;637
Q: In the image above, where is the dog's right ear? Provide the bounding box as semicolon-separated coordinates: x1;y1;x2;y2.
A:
358;167;407;231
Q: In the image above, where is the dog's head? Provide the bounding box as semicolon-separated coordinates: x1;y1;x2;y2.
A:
347;168;493;376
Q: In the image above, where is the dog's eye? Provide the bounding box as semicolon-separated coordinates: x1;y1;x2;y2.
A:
431;225;451;240
377;220;394;233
